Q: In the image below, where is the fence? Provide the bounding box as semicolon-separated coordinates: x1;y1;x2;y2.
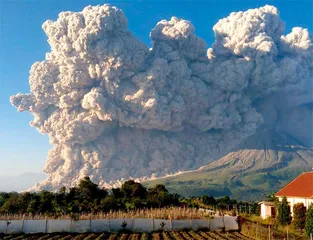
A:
241;220;305;240
0;216;238;234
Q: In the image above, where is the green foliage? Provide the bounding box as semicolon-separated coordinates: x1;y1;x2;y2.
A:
0;176;258;217
305;203;313;237
292;203;306;231
277;196;291;226
0;176;181;216
267;193;279;203
200;195;216;206
121;180;147;199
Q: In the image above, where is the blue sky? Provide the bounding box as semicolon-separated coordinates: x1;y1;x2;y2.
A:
0;0;312;176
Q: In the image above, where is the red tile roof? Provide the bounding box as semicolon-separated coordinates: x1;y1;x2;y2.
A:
276;172;313;198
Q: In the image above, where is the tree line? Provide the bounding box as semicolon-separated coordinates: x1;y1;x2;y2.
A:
0;176;258;217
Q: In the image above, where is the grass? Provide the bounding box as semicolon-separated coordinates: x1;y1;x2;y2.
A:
241;215;306;240
0;207;211;220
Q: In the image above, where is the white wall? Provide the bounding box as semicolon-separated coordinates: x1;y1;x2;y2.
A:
191;219;209;231
279;197;313;215
47;220;71;233
132;218;153;232
0;217;238;234
90;220;110;232
260;204;274;219
23;220;46;233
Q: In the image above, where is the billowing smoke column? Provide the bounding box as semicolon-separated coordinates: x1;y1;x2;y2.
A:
11;5;313;190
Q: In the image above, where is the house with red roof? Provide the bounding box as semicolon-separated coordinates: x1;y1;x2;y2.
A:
275;171;313;215
259;172;313;219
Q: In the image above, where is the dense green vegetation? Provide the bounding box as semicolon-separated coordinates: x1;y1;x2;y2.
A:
0;177;178;216
243;195;313;238
277;196;291;226
292;203;306;232
305;203;313;237
0;177;259;217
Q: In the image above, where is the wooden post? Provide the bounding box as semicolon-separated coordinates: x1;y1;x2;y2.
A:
45;217;48;233
152;218;154;232
268;226;271;240
255;222;257;240
170;217;173;231
69;218;72;232
108;218;110;233
21;218;24;233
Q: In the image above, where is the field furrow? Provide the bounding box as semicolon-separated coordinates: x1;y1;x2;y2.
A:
0;231;251;240
169;231;185;240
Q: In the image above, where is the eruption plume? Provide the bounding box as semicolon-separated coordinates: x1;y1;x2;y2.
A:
11;5;313;190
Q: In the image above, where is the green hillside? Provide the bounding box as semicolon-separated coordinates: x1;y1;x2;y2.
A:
143;129;313;201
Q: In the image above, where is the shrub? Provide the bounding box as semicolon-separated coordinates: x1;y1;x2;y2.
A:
277;196;291;226
292;203;306;231
305;203;313;237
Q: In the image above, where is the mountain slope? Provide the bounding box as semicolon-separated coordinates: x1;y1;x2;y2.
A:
143;129;313;201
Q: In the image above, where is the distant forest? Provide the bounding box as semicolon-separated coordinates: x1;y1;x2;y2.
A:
0;177;259;217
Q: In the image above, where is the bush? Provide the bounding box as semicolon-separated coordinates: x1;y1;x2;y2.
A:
292;203;306;231
277;196;291;226
305;203;313;237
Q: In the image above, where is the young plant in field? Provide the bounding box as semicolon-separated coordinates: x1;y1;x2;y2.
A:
108;233;118;240
121;220;128;229
152;232;161;240
140;232;149;240
162;231;172;240
120;233;129;240
131;233;140;240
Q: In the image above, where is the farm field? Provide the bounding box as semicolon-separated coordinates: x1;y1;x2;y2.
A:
0;231;251;240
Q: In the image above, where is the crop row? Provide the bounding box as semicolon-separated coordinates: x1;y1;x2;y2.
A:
0;231;251;240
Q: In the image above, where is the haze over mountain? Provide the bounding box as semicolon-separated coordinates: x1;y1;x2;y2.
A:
10;4;313;193
0;172;46;192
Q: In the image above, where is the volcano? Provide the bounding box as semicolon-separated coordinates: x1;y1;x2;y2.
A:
144;128;313;201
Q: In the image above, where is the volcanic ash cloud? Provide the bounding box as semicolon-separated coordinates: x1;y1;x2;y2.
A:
10;5;313;190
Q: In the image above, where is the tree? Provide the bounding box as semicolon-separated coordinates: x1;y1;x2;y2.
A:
146;184;179;208
201;195;216;206
292;203;306;232
77;176;104;201
1;193;23;214
267;193;279;203
100;196;119;212
38;190;55;213
305;203;313;237
121;180;147;199
278;196;291;226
